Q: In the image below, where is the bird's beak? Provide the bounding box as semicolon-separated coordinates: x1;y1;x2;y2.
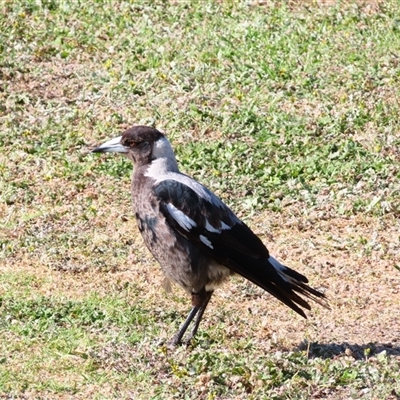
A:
92;136;128;153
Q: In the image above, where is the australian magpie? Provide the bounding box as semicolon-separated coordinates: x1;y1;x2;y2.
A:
92;125;329;346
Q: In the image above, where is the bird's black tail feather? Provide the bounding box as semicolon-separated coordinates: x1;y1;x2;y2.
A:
227;256;330;318
273;262;330;313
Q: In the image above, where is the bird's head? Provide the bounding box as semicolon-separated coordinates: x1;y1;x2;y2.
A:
92;125;178;171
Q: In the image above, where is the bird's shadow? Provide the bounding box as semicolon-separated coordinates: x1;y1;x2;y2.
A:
299;340;400;360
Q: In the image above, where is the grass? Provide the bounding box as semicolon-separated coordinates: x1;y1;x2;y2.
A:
1;0;400;398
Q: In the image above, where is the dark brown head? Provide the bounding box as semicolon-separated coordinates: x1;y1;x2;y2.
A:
92;125;167;166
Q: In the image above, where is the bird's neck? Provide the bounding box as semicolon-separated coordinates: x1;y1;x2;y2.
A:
146;156;180;177
144;137;180;177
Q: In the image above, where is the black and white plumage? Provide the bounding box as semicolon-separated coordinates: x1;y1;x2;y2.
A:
92;125;329;345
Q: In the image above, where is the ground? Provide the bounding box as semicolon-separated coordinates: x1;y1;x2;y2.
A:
1;1;400;399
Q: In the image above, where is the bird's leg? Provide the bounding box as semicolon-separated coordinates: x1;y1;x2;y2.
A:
184;290;213;344
169;306;199;346
168;289;213;347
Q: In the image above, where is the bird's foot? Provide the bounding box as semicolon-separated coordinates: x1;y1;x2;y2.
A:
166;334;195;349
166;332;183;348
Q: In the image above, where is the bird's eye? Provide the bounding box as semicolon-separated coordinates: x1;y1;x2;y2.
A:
123;139;138;148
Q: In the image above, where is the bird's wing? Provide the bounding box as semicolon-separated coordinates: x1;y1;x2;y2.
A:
153;177;329;316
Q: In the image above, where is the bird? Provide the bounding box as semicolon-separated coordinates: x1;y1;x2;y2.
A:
92;125;329;346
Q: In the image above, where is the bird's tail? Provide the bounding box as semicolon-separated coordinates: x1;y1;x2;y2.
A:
267;256;330;317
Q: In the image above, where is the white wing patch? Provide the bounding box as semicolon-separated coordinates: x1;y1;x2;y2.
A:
166;203;197;231
205;219;232;233
200;235;214;249
220;221;231;230
205;220;220;233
